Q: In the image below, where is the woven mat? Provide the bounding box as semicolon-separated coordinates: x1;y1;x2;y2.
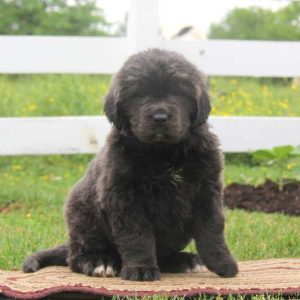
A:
1;259;300;299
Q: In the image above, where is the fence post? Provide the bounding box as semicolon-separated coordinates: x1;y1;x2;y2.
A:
127;0;159;55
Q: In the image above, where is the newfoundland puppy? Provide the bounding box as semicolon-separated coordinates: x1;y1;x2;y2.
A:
23;49;238;281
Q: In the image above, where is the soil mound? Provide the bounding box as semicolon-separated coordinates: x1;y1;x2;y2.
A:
224;180;300;216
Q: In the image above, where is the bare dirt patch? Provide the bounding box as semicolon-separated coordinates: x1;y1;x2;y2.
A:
224;180;300;216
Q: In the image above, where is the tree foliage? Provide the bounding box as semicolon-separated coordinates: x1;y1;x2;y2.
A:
0;0;110;36
208;2;300;40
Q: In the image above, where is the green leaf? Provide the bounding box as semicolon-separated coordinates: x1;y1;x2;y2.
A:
272;145;294;159
251;149;275;163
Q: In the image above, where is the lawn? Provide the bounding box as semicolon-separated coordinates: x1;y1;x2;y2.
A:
0;75;299;117
0;75;299;300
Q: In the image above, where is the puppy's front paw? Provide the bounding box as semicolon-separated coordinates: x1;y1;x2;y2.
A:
213;257;238;278
23;256;40;273
121;265;161;281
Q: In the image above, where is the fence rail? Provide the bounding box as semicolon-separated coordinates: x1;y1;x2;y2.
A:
1;37;300;77
1;116;299;155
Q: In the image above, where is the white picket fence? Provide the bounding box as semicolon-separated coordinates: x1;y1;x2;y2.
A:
0;0;300;155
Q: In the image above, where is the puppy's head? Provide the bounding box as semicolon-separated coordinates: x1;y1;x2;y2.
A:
104;49;210;144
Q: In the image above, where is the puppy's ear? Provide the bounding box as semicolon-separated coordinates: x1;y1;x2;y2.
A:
194;80;211;127
197;86;211;125
104;79;122;130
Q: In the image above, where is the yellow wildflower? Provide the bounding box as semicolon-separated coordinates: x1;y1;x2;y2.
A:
286;162;295;170
28;104;37;111
230;79;237;85
262;85;270;97
12;164;22;171
41;175;49;181
26;213;32;218
291;83;297;91
221;112;230;116
278;101;289;109
238;89;250;98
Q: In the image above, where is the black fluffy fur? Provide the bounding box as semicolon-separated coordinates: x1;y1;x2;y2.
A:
23;49;238;281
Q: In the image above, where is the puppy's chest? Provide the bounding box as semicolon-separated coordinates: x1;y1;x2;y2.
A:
138;166;194;227
166;167;185;187
138;165;186;195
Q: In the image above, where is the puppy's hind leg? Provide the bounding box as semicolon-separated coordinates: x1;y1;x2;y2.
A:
67;236;122;278
69;252;121;278
22;243;68;272
159;252;203;273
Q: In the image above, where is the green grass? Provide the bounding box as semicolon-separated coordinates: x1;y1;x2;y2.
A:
0;75;299;117
209;77;300;117
0;74;110;117
225;153;300;185
0;75;300;299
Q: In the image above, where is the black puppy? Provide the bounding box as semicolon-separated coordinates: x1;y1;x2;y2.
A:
23;49;238;281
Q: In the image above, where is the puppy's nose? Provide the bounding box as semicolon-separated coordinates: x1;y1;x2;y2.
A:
153;111;168;123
